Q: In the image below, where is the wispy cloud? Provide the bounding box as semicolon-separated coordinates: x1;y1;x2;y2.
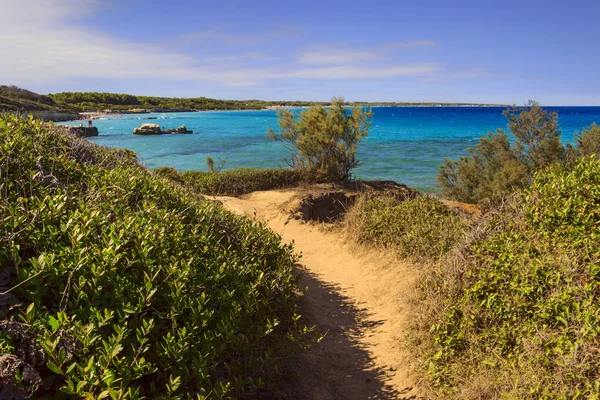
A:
447;68;487;79
177;28;297;46
0;0;445;88
386;40;438;48
205;52;280;64
284;64;439;79
298;49;381;65
298;40;437;65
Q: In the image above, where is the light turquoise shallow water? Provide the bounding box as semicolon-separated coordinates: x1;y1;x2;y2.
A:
60;107;600;192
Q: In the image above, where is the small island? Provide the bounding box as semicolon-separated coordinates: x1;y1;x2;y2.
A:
133;123;193;135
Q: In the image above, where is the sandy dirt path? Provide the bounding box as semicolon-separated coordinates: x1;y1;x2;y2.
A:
215;190;421;399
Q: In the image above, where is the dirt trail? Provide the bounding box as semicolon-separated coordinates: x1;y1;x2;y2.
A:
215;190;421;399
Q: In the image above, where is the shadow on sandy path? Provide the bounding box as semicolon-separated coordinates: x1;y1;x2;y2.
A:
277;267;417;400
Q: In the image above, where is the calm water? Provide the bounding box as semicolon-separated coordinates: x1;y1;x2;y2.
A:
60;107;600;192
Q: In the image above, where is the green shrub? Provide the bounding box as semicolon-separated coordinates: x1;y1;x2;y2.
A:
268;97;372;182
344;195;473;261
414;155;600;398
0;115;306;398
438;101;564;207
155;167;307;197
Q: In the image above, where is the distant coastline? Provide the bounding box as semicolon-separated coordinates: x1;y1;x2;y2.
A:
2;85;511;121
79;102;510;120
47;90;508;114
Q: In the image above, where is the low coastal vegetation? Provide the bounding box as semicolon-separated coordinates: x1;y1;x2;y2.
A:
413;156;600;398
0;86;78;120
0;86;63;112
344;195;475;261
0;115;307;398
154;167;307;196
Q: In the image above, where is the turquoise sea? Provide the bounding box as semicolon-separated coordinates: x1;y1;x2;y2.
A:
60;107;600;192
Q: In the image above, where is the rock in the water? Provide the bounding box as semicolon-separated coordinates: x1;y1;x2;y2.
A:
165;125;193;134
134;123;193;135
133;123;162;135
176;125;193;134
65;126;99;137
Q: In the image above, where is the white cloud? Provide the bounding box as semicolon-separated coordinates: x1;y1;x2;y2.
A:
0;0;443;87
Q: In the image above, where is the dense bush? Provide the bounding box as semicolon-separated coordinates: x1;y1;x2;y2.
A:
268;97;372;182
438;101;565;207
155;166;307;197
344;195;473;261
0;115;306;398
414;155;600;398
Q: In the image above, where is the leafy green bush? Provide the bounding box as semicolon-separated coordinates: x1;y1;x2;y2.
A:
438;101;565;207
414;155;600;398
268;97;372;182
155;167;306;197
344;195;473;261
0;115;306;398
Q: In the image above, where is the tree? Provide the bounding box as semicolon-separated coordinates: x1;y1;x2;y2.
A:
267;97;372;182
574;123;600;157
438;101;564;207
503;100;563;170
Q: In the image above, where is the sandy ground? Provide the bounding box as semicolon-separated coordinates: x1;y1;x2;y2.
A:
214;190;422;399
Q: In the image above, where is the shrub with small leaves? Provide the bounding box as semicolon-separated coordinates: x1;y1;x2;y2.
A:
414;155;600;399
0;114;307;398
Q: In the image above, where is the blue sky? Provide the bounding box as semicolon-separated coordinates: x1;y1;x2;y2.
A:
2;0;599;104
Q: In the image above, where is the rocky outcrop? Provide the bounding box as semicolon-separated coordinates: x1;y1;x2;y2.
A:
133;123;162;135
65;126;99;137
133;123;193;135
